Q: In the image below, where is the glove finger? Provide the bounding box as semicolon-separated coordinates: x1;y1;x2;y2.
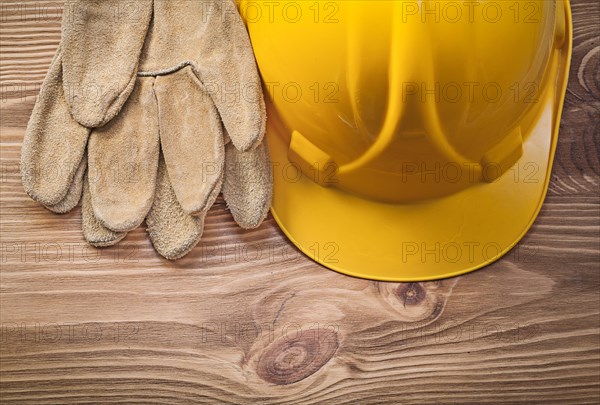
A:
82;173;126;247
147;154;222;261
44;154;86;214
155;66;224;216
62;0;152;127
223;138;273;229
142;0;265;152
88;76;159;232
21;47;90;206
196;0;266;151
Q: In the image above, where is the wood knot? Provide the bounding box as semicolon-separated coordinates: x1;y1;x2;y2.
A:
396;283;426;306
377;279;458;322
256;329;338;385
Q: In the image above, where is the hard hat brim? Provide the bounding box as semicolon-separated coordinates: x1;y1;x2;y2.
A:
268;38;571;282
270;103;545;281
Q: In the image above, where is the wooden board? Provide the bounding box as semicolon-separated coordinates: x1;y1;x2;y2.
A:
1;1;599;403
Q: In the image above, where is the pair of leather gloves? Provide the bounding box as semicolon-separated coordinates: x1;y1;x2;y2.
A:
21;0;272;259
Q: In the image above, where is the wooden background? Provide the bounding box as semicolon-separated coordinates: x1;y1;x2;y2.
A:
1;0;599;403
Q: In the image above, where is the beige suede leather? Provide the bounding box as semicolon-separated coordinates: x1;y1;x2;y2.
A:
44;157;86;214
146;154;222;260
62;0;153;127
21;49;89;207
139;0;266;152
83;140;272;260
223;141;272;229
155;67;224;216
88;76;160;232
21;0;273;260
82;174;127;248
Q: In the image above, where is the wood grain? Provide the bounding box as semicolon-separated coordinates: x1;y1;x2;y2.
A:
1;0;599;403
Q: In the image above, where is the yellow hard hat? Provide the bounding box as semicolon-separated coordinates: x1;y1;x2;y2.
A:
239;0;572;281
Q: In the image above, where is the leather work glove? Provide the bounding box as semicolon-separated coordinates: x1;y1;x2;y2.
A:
21;0;272;260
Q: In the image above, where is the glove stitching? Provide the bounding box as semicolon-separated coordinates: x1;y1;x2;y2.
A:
138;61;195;77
